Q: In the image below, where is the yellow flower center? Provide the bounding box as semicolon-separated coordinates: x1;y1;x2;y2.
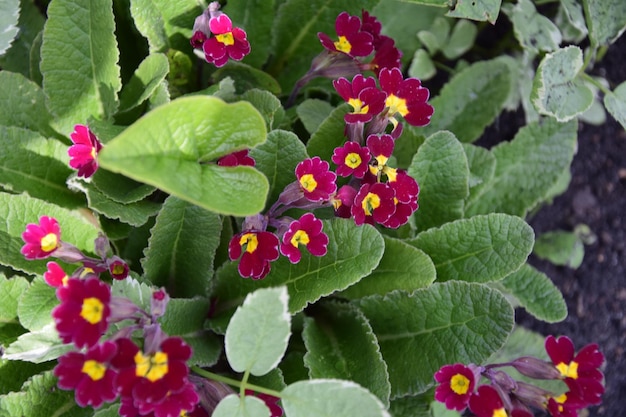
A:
239;233;259;254
334;36;352;54
290;230;310;248
450;373;471;395
81;360;107;381
347;98;369;115
383;166;397;182
332;198;342;210
299;174;318;192
61;274;69;286
40;233;59;253
112;263;126;275
493;408;507;417
344;153;362;169
90;146;98;159
80;297;105;324
135;351;169;382
362;192;381;215
556;361;579;379
386;94;409;117
216;32;235;46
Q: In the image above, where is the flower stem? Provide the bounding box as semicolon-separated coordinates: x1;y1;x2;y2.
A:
191;366;283;398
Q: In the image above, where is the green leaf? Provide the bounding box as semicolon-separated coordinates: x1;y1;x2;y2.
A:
463;143;496;206
500;264;567;323
297;99;334;135
533;230;584;268
0;127;84;208
302;301;391;406
503;0;562;52
0;358;52;395
250;130;309;209
225;287;291;376
142;196;222;297
604;81;626;131
138;0;199;52
213;63;282;96
408;214;534;283
111;276;153;311
40;0;121;133
0;71;54;137
408;131;469;231
213;394;270;417
282;379;391;417
91;170;156;205
306;104;350;162
384;0;448;7
0;0;45;78
416;59;511;143
0;193;101;276
531;46;593;122
0;275;29;324
118;53;169;113
446;0;501;24
442;20;478;59
0;0;20;55
17;277;56;332
3;323;72;363
357;281;514;397
583;0;626;46
557;0;588;43
340;236;436;299
129;0;169;53
464;119;577;217
98;96;269;216
408;49;437;81
240;89;285;131
227;0;275;68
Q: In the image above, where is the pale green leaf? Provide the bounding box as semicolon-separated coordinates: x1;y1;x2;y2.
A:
130;0;169;52
500;264;567;323
604;81;626;131
0;275;29;324
533;230;584;268
557;0;588;43
306;104;349;162
531;46;593;122
41;0;121;133
3;323;72;363
393;0;449;7
583;0;626;46
408;49;436;81
297;99;334;135
0;71;54;136
0;357;52;395
463;143;496;206
408;131;469;231
464;119;577;217
282;379;391;417
302;301;391;406
0;0;20;55
119;53;169;113
149;0;200;50
225;287;291;376
442;20;478;59
98;96;269;216
357;281;514;397
503;0;562;52
415;59;511;143
17;277;55;332
142;196;222;297
110;276;153;311
446;0;501;23
213;394;270;417
408;214;534;283
341;236;435;299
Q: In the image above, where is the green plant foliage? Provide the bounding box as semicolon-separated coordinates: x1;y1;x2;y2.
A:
129;0;169;53
604;80;626;130
583;0;626;47
297;99;334;135
533;230;585;268
0;71;54;136
463;143;496;207
447;0;502;24
16;277;56;332
118;53;170;113
3;323;71;363
306;104;350;162
213;394;270;417
213;63;282;95
0;0;20;55
0;274;29;324
503;0;562;52
0;0;45;78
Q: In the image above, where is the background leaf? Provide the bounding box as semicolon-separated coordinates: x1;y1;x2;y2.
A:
446;0;502;24
503;0;562;52
0;71;54;137
0;0;20;55
17;277;56;332
213;394;270;417
533;230;584;268
604;80;626;130
118;53;169;113
227;0;276;68
583;0;626;47
0;0;45;78
3;324;72;363
129;0;169;53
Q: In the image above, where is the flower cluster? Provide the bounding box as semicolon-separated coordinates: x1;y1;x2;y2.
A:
191;2;251;67
434;335;605;417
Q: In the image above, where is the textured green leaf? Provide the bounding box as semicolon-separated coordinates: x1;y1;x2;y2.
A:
0;0;45;78
392;0;449;7
416;59;511;143
240;89;285;131
558;0;588;43
0;0;20;55
389;395;432;417
408;214;534;283
503;0;562;52
0;193;100;276
144;0;199;52
250;130;309;209
408;49;436;81
0;127;83;208
213;394;270;417
306;104;350;162
41;0;121;133
0;275;29;324
282;379;391;417
446;0;501;23
227;0;275;68
98;96;269;216
408;131;469;231
3;323;72;363
91;170;156;205
533;230;584;268
225;287;291;376
0;71;54;136
357;281;514;397
583;0;626;46
303;301;391;406
119;53;169;113
0;358;52;395
463;143;496;206
142;196;222;297
297;99;334;135
531;46;593;122
213;63;282;96
464;119;577;217
130;0;169;52
16;277;56;332
604;81;626;131
341;236;435;299
500;264;567;323
111;276;153;311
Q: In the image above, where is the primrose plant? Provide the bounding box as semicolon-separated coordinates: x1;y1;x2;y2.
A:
1;1;622;417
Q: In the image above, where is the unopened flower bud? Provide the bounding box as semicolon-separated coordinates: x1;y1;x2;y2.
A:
511;356;562;380
151;288;170;318
512;381;553;410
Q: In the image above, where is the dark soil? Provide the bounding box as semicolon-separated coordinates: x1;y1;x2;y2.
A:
516;35;626;417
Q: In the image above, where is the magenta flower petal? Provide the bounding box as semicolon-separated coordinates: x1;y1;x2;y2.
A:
68;124;102;178
468;385;506;417
332;142;371;178
218;149;256;167
229;231;280;279
434;363;476;411
333;74;386;124
21;215;62;260
295;157;337;202
318;12;373;57
379;67;434;127
280;213;328;263
351;182;396;226
44;261;68;287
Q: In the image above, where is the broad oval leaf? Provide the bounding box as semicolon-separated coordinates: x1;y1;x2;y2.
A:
3;324;72;363
17;277;56;332
604;80;626;131
282;379;391;417
225;287;291;376
0;275;29;323
408;214;534;283
503;0;561;52
129;0;169;53
584;0;626;47
463;143;496;207
356;281;514;397
213;394;270;417
0;71;54;136
98;96;269;216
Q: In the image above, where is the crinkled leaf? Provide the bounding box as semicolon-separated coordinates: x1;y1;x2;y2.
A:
583;0;626;46
17;277;56;332
389;396;432;417
3;323;72;363
111;276;153;311
341;236;435;299
463;143;496;206
297;99;334;135
227;1;275;68
142;196;222;297
225;287;291;376
240;89;285;131
0;0;45;78
0;193;100;275
129;0;169;52
306;104;350;162
302;301;391;406
213;63;281;95
118;53;169;113
416;59;511;143
604;81;626;131
0;71;54;137
446;0;501;24
282;379;391;417
531;46;593;122
500;264;567;323
98;96;269;216
146;0;200;51
533;230;584;268
0;357;52;395
213;394;270;417
357;281;514;397
503;0;562;52
0;275;29;324
408;214;534;283
41;0;121;133
408;131;469;231
0;0;20;55
464;119;577;217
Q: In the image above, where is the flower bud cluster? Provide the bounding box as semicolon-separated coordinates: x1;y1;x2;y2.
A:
434;335;605;417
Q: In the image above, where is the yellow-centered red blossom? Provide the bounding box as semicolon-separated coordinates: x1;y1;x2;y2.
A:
134;351;169;382
344;152;362;169
450;373;471;395
556;361;579;379
80;297;105;324
81;360;107;381
41;233;59;253
386;94;409;117
347;98;369;114
216;32;235;46
290;230;310;248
